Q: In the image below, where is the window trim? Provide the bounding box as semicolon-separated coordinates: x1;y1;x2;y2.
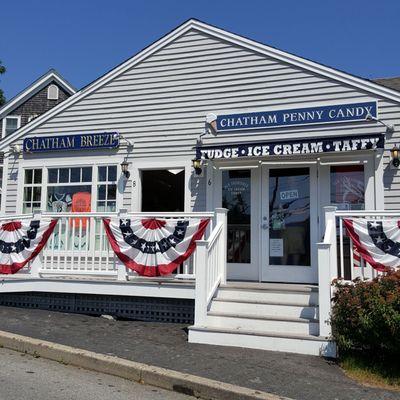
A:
47;84;59;100
2;115;21;138
18;160;123;213
22;168;43;213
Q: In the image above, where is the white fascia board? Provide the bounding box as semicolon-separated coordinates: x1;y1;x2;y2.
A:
2;19;400;151
51;72;76;95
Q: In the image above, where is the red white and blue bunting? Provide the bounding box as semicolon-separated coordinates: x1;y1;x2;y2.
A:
344;218;400;271
0;219;58;274
103;218;210;276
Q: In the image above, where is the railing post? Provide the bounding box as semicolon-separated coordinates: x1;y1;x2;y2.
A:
30;211;43;278
324;206;337;281
116;209;128;281
215;208;228;285
317;241;332;337
194;239;208;326
318;206;337;338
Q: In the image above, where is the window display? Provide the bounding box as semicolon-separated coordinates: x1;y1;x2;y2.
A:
22;165;117;214
330;165;364;210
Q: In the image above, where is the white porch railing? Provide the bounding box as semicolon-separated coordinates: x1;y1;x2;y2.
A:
0;210;220;282
317;206;394;337
193;208;228;326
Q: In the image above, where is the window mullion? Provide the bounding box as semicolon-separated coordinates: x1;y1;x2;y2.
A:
92;165;98;212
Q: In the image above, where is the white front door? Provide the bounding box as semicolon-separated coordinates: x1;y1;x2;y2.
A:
260;165;318;283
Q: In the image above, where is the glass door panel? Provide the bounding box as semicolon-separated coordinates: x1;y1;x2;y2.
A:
269;168;310;267
222;170;251;264
221;168;259;281
262;165;317;283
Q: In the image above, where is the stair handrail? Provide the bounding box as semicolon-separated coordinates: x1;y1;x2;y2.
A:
193;208;228;327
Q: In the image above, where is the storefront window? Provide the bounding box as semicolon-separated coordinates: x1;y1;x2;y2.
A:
97;166;117;212
330;165;365;210
331;165;365;279
222;170;251;264
47;167;92;212
22;165;118;214
22;169;42;213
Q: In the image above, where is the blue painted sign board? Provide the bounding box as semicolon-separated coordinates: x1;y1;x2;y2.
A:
215;101;377;131
23;132;119;153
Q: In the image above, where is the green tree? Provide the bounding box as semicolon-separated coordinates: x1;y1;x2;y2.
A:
0;60;6;106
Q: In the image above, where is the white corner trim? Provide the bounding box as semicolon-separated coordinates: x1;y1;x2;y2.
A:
1;115;21;139
1;19;400;151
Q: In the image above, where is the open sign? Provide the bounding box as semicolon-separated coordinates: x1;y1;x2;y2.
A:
280;190;299;201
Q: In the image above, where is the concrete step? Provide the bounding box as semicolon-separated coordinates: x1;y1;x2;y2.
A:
206;311;319;335
222;282;318;291
188;325;336;357
210;298;319;319
216;286;319;305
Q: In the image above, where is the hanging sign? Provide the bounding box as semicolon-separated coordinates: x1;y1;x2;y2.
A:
208;101;377;132
0;219;58;274
344;218;400;271
197;133;384;160
23;132;119;153
103;217;210;277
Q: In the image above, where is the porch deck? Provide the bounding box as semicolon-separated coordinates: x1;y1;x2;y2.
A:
0;207;392;357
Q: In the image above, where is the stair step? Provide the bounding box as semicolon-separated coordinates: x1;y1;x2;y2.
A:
188;325;336;357
217;287;318;305
210;298;319;319
221;282;318;292
206;311;319;335
191;325;324;341
208;311;318;323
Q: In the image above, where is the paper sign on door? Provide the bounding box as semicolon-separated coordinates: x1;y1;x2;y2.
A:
270;238;283;257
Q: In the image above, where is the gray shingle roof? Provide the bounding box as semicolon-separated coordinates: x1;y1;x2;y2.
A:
373;77;400;93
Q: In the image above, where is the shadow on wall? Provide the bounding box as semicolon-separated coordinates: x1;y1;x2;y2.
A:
191;171;206;212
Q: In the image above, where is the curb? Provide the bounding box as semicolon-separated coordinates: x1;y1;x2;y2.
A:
0;330;291;400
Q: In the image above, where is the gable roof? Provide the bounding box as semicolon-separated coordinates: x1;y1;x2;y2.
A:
373;77;400;93
2;18;400;150
0;69;76;119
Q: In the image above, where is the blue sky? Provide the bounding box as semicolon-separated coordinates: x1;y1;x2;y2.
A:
1;0;399;100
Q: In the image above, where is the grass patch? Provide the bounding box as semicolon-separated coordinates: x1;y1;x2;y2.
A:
340;353;400;391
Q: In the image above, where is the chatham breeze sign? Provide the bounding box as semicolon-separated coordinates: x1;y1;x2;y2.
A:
210;101;377;132
23;132;120;153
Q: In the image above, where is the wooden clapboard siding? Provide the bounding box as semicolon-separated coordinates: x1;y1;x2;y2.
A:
4;28;400;214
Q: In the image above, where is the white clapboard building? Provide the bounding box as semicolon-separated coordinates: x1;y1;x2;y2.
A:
1;19;400;357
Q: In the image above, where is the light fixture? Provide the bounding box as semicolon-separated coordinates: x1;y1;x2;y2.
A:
365;113;395;133
391;145;400;168
120;160;130;178
192;157;202;175
9;144;22;154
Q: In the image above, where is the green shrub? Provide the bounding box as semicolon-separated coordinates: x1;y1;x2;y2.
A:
330;269;400;358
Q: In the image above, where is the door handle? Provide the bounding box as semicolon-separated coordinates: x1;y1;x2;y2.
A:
261;223;269;230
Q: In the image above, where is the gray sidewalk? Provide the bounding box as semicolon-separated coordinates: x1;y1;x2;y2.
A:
0;306;397;400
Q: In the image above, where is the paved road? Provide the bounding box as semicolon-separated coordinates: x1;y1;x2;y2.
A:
0;307;398;400
0;347;194;400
